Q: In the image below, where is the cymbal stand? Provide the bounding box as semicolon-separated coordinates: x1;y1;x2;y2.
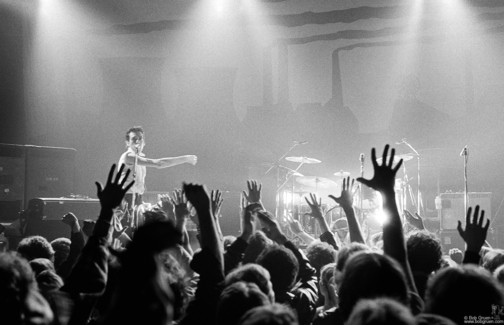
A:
402;140;422;215
264;142;302;218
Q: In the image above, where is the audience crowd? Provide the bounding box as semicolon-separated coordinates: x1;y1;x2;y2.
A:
1;145;502;325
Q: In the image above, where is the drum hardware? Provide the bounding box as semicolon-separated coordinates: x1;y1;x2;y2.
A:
285;156;322;164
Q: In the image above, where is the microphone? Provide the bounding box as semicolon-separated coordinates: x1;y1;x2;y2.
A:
359;153;365;163
459;145;468;157
293;141;308;145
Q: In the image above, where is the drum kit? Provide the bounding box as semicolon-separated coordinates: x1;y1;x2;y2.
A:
267;150;420;238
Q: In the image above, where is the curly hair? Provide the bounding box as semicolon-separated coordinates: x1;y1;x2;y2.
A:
125;126;144;140
406;230;442;274
17;236;55;262
305;241;336;276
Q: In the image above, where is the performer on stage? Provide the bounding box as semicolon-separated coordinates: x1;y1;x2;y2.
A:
118;126;197;209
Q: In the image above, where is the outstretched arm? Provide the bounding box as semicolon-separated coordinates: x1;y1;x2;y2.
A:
124;154;197;169
305;193;337;249
329;177;365;244
63;164;134;294
184;183;223;272
357;145;417;294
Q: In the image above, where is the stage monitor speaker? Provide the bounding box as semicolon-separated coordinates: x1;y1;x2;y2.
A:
439;192;491;230
28;198;100;221
25;145;76;205
439;230;465;253
0;144;25;221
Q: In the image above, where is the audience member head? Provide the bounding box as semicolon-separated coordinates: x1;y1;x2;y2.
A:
29;258;55;276
238;303;298;325
217;281;270;325
406;230;442;298
225;263;275;302
257;244;299;296
243;230;273;264
338;252;409;321
407;231;442;274
331;218;349;239
103;220;181;325
50;238;70;271
143;207;169;225
0;252;53;325
415;313;457;325
305;241;336;277
482;249;504;274
36;270;64;293
223;235;237;252
334;242;370;284
345;298;415;325
425;264;504;324
494;264;504;286
319;262;337;308
17;236;55;262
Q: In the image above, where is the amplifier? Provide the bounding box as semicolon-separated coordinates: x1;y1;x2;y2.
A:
28;198;101;221
439;192;492;230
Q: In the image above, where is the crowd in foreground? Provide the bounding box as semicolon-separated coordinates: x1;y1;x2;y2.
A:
1;144;504;325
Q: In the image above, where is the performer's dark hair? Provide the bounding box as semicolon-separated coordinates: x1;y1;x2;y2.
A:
125;126;144;140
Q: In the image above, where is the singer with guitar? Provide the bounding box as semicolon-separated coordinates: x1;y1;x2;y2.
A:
118;126;197;216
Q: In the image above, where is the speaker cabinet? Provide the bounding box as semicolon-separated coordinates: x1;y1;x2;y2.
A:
439;230;465;253
28;198;100;221
25;145;76;203
0;144;25;221
439;192;492;230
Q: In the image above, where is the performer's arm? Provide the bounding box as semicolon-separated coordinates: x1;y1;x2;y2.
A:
124;154;197;169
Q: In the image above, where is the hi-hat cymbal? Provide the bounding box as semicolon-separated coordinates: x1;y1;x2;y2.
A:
286;156;321;164
333;171;351;178
296;176;337;189
376;153;414;164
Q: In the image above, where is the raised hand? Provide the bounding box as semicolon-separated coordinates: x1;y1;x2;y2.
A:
256;210;287;245
211;190;224;218
286;215;304;235
186;155;198;166
403;210;425;230
457;205;490;253
240;197;256;241
170;189;190;222
183;183;211;213
304;193;324;220
242;180;262;204
357;145;402;193
95;164;134;211
449;248;463;264
62;212;80;232
158;194;175;220
329;177;355;209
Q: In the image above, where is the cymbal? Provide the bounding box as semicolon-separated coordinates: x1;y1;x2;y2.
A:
286;156;321;164
296;176;337;189
284;167;304;177
333;171;350;178
376;153;414;164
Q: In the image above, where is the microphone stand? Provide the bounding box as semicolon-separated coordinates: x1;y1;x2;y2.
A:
402;140;422;215
130;146;139;228
461;147;469;214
